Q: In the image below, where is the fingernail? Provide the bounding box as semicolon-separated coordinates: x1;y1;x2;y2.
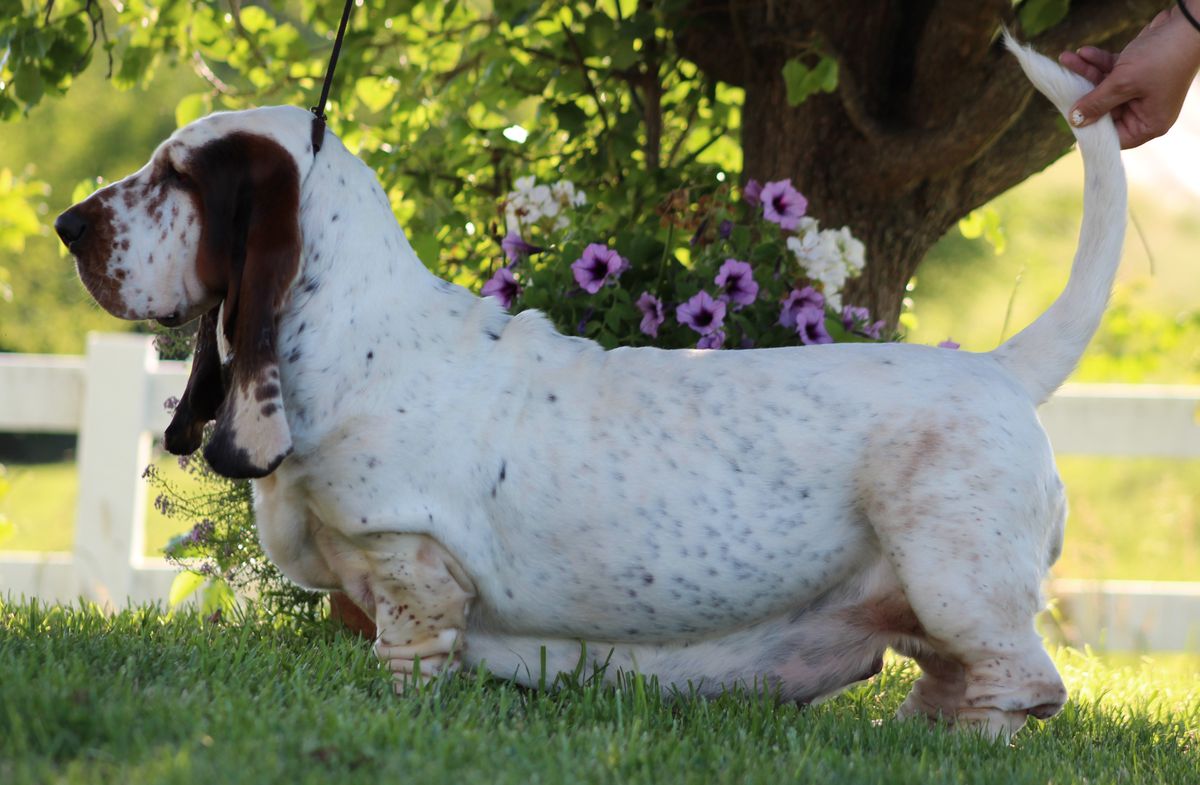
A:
1070;109;1085;126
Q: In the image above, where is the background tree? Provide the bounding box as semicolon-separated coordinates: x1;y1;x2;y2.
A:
0;0;1167;326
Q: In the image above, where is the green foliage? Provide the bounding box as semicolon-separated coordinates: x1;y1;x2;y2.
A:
144;449;323;621
0;166;49;304
782;55;838;108
1019;0;1072;37
957;206;1006;255
0;0;99;119
3;0;750;304
0;166;47;257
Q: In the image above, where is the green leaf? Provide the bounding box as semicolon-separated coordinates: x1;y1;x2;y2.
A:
782;55;838;107
175;93;210;128
411;233;440;267
958;206;1005;254
554;102;588;135
202;579;236;615
168;570;206;608
12;63;43;105
1020;0;1070;37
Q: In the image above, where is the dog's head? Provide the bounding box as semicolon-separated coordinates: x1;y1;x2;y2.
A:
56;106;317;478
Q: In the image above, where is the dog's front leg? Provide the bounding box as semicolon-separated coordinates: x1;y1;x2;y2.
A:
361;533;476;690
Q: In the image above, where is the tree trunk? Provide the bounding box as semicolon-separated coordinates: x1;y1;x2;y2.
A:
676;0;1167;325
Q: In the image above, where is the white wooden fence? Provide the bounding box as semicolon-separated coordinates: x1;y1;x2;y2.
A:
1;333;1198;650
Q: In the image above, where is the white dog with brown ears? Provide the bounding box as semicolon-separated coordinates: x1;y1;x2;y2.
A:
57;34;1124;738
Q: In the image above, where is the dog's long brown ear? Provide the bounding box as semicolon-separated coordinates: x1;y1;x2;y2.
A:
164;306;225;456
191;133;301;479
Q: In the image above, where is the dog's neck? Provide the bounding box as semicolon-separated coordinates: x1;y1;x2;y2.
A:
291;138;508;341
295;137;451;309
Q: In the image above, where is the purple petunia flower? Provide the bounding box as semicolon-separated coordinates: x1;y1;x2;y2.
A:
794;306;833;345
938;339;961;350
481;267;521;309
676;290;727;336
715;258;758;308
577;307;595;336
841;305;887;340
718;219;734;239
636;292;666;338
501;230;543;263
779;286;824;329
760;179;808;231
571;243;626;294
743;179;763;207
697;330;726;350
841;305;870;331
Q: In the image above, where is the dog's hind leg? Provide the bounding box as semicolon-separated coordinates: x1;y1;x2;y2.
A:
864;420;1067;738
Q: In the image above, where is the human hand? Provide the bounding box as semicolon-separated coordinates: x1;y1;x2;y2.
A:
1060;3;1200;149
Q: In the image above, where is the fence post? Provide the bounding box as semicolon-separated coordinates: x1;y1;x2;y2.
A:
71;333;156;609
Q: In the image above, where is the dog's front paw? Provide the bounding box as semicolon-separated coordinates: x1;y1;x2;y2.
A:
376;628;463;690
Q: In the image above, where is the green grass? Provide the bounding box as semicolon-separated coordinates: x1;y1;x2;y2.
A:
3;455;1197;581
0;456;200;557
0;601;1196;785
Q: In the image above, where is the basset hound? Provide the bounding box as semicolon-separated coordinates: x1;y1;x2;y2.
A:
56;38;1125;738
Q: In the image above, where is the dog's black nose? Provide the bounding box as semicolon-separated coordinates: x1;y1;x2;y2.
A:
54;208;88;246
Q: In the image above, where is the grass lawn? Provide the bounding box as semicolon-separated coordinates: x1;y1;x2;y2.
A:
1;601;1197;785
4;455;1197;581
0;455;203;557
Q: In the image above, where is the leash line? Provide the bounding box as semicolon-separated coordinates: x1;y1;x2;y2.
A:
311;0;357;154
1179;0;1200;34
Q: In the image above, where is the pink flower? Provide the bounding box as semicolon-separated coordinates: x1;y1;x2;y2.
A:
714;259;758;308
481;267;521;308
636;292;666;338
676;291;726;336
571;243;626;294
938;339;960;350
760;179;807;231
743;179;763;207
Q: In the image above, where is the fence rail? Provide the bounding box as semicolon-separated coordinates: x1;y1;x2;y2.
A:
1;334;1198;650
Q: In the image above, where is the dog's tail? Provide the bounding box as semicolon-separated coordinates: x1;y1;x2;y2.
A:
989;33;1126;405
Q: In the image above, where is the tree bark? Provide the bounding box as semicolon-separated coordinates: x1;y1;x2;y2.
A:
675;0;1167;325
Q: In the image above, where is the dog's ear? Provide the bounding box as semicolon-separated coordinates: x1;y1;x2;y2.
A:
190;133;301;479
164;306;225;456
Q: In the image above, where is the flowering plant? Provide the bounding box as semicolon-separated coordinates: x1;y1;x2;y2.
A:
479;176;886;351
145;445;322;621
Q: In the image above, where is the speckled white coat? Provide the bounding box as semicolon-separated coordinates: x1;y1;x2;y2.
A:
61;38;1126;738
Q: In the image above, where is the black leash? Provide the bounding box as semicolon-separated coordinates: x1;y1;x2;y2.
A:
310;0;357;154
1180;0;1200;35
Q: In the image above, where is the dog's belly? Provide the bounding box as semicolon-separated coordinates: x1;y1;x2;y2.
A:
464;557;904;703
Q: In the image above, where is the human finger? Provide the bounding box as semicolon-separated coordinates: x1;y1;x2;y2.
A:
1069;76;1135;128
1074;47;1117;73
1059;51;1106;85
